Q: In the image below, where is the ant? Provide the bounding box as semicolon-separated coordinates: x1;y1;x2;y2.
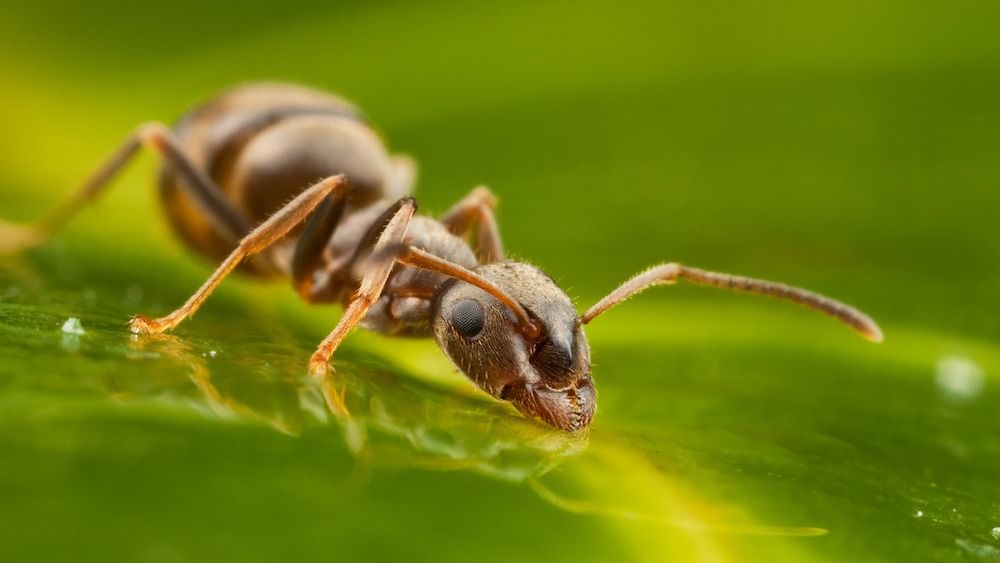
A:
0;83;882;431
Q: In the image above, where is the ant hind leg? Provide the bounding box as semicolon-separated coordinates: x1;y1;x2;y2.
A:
0;122;250;253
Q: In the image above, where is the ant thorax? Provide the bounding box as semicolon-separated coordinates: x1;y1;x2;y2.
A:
359;215;478;337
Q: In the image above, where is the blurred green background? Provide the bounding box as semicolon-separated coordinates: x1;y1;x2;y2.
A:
1;1;998;562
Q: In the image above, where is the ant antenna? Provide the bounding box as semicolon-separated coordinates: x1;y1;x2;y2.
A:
367;244;541;338
580;263;882;342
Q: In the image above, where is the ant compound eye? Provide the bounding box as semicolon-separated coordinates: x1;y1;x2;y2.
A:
451;298;485;340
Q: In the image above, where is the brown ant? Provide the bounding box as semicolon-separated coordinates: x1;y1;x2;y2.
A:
0;83;882;431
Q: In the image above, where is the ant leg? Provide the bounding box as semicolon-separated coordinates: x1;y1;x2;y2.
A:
291;190;350;299
439;185;504;262
293;194;409;301
128;175;347;335
0;122;250;253
308;198;417;378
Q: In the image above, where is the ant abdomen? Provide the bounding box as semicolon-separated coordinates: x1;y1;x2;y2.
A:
159;83;406;273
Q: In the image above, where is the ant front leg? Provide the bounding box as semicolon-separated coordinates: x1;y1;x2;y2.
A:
128;175;348;335
440;186;504;262
307;198;416;414
0;122;250;253
307;198;417;378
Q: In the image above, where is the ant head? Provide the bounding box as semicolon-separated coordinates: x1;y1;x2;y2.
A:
433;262;595;431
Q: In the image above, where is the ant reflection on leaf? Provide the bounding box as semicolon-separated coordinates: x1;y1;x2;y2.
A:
123;334;829;540
126;333;587;484
0;273;834;542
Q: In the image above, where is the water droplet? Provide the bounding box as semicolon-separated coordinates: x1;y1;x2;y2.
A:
936;356;985;399
60;317;85;352
992;527;1000;540
915;510;924;518
61;317;85;335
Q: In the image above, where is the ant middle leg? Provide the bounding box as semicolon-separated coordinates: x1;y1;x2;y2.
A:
440;185;504;262
0;122;250;253
128;175;348;335
290;188;352;300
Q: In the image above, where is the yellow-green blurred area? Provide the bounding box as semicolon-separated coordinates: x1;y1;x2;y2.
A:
0;2;998;562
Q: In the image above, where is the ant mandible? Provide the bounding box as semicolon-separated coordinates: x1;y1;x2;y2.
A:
0;83;882;431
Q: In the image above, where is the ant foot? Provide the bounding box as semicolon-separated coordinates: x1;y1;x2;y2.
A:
128;314;164;335
308;356;330;379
